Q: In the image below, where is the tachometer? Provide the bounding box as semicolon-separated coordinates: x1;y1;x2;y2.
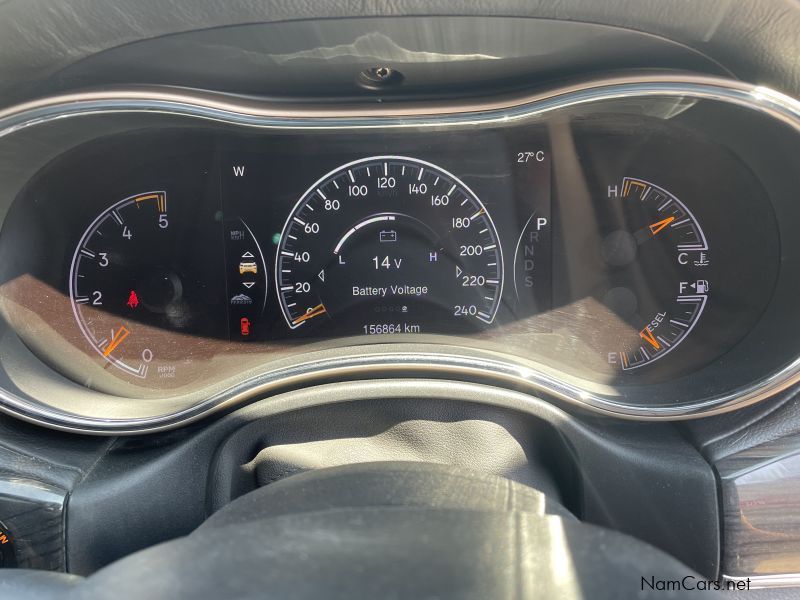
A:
276;156;504;335
69;190;229;379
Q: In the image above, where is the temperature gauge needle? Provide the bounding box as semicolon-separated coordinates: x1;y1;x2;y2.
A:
630;216;676;245
103;326;130;357
648;216;675;236
292;304;327;326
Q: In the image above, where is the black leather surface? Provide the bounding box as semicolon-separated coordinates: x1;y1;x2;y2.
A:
685;388;800;463
65;389;719;577
0;413;111;490
204;461;575;530
11;463;726;600
207;397;569;513
87;512;716;599
0;0;798;107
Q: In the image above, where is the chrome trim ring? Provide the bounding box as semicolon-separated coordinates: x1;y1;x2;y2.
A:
1;74;799;135
0;73;799;433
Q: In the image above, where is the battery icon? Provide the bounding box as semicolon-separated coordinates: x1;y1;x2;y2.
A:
379;230;398;243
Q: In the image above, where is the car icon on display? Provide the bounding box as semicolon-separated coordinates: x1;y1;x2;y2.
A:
239;261;258;275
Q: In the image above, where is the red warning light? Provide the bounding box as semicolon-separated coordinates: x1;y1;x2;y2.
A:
240;317;251;337
127;290;140;309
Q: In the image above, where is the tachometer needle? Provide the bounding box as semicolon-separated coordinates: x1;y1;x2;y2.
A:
292;304;327;326
103;326;130;357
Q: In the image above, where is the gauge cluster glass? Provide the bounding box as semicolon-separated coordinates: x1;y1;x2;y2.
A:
0;87;794;423
274;156;504;335
69;190;229;378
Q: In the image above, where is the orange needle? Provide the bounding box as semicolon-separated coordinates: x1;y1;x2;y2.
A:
648;216;675;236
639;327;661;350
103;326;130;357
292;304;327;326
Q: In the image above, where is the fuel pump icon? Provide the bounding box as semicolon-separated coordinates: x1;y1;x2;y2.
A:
679;280;711;294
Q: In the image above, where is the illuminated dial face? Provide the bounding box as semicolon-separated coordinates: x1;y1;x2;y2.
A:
594;177;712;371
70;192;172;377
276;156;504;336
69;191;229;379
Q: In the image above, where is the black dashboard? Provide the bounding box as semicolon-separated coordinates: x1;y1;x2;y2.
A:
0;76;798;429
2;5;800;596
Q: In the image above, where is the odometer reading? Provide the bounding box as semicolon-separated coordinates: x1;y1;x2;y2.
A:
276;156;504;335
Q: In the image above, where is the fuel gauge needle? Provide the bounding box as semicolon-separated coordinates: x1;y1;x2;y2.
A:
292;304;327;326
103;326;130;357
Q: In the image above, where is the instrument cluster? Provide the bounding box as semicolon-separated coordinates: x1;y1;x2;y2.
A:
0;76;798;430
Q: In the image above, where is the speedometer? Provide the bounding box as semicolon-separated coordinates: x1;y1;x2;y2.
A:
276;156;504;335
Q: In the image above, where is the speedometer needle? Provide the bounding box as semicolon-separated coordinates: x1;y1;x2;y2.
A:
292;304;327;326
